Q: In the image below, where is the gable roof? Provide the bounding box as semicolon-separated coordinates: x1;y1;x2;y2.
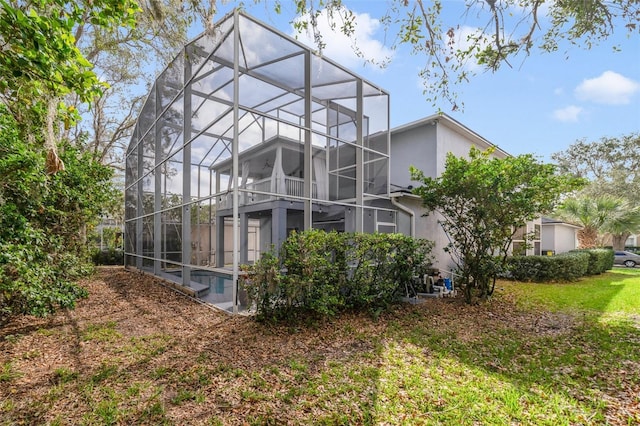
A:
541;217;582;229
390;113;510;158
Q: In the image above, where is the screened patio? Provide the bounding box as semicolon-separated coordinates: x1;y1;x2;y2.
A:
124;9;393;313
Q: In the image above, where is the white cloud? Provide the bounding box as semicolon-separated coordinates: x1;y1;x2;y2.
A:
574;71;640;105
553;105;583;122
446;25;490;72
292;8;393;68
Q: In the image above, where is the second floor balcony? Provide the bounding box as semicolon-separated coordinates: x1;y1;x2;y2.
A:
217;175;318;210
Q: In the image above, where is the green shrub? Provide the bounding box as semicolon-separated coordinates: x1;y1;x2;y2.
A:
0;106;116;323
569;249;614;275
241;230;434;321
280;229;348;317
346;233;433;313
0;229;90;320
92;249;124;266
239;251;285;321
506;251;590;282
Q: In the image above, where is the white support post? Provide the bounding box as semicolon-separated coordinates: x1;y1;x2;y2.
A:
355;79;363;233
304;50;312;230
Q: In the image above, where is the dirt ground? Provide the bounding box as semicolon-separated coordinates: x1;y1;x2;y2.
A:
1;267;392;424
1;267;638;425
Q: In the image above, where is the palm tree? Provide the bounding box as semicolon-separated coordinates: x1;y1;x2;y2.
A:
556;196;626;248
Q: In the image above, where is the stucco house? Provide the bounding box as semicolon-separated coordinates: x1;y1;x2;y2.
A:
387;114;542;270
124;9;558;313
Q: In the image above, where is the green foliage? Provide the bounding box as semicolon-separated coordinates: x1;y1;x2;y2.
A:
0;0;131;321
288;1;639;109
0;0;139;103
569;249;614;275
92;248;125;265
346;233;433;313
556;195;634;249
241;230;434;321
552;133;640;205
279;229;348;317
552;134;640;250
0;0;141;175
0;107;117;322
411;147;583;303
505;252;590;282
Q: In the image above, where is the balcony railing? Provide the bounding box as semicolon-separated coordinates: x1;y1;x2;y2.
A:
218;176;317;209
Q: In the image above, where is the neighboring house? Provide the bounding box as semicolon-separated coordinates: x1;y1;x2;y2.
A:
123;9;549;313
540;217;580;254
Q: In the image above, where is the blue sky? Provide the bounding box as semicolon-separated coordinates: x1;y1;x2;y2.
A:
202;1;640;161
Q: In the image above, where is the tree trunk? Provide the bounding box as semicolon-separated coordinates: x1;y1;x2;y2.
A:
611;233;630;251
577;226;599;248
44;97;65;174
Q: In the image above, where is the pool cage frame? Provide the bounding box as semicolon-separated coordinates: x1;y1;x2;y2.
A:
124;9;394;313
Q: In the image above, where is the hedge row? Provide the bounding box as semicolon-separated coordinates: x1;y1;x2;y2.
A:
505;249;614;282
240;230;434;321
569;249;614;275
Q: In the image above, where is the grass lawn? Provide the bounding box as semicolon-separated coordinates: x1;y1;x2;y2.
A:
502;266;640;318
1;267;639;425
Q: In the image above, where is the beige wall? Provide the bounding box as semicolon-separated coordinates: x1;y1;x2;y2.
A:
541;224;578;254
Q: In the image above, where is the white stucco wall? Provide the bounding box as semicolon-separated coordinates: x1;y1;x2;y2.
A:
389;123;437;188
558;226;576;253
391;195;456;271
541;226;556;253
541;224;578;254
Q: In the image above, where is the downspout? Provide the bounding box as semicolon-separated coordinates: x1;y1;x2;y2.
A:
391;195;415;237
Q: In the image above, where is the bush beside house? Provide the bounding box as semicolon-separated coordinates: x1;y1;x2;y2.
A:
241;230;434;321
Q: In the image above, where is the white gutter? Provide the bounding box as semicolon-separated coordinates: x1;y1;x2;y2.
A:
390;193;416;237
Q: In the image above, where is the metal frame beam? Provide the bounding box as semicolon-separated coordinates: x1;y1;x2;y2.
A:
182;45;193;287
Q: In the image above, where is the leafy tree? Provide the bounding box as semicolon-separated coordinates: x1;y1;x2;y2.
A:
552;133;640;249
556;196;625;248
604;205;640;250
0;0;139;321
552;133;640;204
282;0;639;109
0;0;139;172
68;0;206;169
411;147;583;303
